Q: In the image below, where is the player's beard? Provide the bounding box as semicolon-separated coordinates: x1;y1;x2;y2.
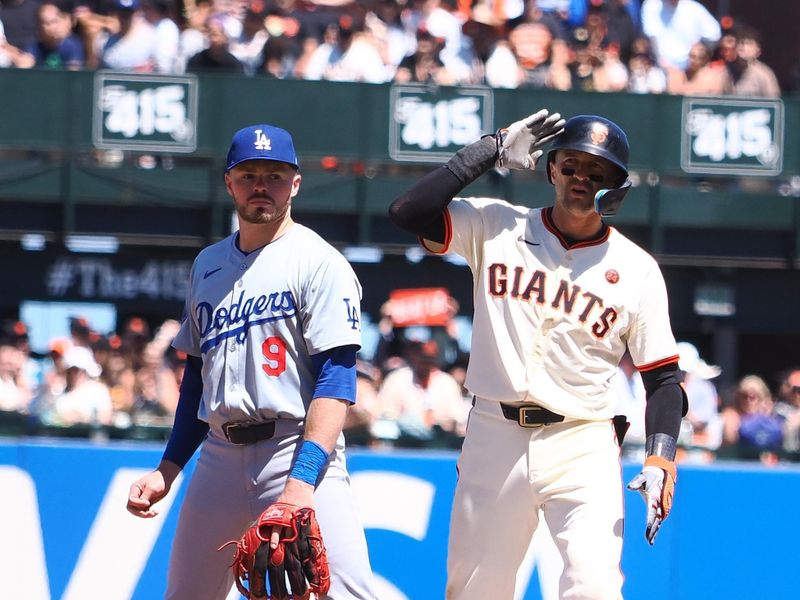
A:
237;197;291;225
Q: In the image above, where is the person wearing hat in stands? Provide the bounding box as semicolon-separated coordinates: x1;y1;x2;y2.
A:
677;341;723;458
45;345;113;427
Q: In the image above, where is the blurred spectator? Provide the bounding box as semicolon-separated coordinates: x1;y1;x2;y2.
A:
677;341;722;458
25;2;85;69
185;13;245;72
71;2;118;70
1;319;44;393
403;0;476;83
257;32;293;77
567;27;627;92
177;0;212;71
0;340;32;413
365;0;412;80
445;352;471;404
537;0;586;30
69;315;93;347
641;0;721;71
131;319;181;421
720;374;783;464
611;350;646;457
626;34;667;93
605;0;639;64
1;16;35;67
44;345;113;426
728;25;780;98
120;315;151;371
98;0;158;71
460;7;513;88
133;341;181;422
773;367;800;457
468;0;525;24
93;333;137;425
508;19;560;88
0;0;41;51
141;0;179;73
303;11;386;83
376;340;469;444
394;25;453;84
229;8;268;75
342;359;382;445
666;40;731;95
280;0;347;78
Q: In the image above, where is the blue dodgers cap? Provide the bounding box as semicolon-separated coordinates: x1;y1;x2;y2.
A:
225;124;299;172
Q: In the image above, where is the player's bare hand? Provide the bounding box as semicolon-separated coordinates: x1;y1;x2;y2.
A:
269;477;315;549
626;464;674;545
496;109;566;171
126;460;181;518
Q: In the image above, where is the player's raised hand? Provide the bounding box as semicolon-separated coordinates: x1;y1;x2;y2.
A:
626;461;677;545
496;109;566;171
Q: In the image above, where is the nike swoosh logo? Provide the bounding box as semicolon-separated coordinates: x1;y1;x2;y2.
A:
203;267;222;279
518;235;540;246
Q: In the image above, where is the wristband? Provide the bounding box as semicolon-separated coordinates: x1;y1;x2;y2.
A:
289;440;330;486
645;432;677;460
644;455;677;481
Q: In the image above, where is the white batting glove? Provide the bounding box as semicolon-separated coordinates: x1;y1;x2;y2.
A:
626;457;677;546
496;109;565;171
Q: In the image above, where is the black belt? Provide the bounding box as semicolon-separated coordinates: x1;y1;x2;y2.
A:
500;404;565;428
223;421;276;445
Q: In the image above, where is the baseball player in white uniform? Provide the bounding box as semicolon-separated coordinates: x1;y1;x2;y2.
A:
127;124;376;599
389;110;687;600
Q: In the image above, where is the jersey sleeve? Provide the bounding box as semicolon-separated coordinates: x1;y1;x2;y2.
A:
172;259;201;356
421;197;488;270
626;260;680;371
300;252;363;354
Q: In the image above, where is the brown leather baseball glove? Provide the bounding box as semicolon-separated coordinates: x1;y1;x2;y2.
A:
219;502;331;599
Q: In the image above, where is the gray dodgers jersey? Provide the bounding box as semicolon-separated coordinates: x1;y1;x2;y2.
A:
173;224;362;430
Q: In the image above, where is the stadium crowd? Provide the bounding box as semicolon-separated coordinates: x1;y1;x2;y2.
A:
1;300;800;466
0;0;797;464
0;0;793;96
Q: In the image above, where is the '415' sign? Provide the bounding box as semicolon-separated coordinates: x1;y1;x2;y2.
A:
93;72;198;153
389;84;494;162
680;97;784;176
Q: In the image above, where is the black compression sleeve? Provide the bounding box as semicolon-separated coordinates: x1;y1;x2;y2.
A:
388;166;463;243
641;363;686;440
388;135;499;244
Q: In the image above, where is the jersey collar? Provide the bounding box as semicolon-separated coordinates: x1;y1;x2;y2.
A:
541;206;610;250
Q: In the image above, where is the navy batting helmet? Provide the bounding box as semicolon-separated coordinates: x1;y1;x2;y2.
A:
546;115;629;185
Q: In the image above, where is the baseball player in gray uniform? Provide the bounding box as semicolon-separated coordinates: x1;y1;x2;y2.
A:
389;110;687;600
127;124;376;599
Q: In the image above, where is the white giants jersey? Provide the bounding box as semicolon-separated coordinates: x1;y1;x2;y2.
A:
173;224;362;431
423;199;679;420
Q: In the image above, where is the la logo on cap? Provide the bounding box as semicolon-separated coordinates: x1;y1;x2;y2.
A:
254;129;272;151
